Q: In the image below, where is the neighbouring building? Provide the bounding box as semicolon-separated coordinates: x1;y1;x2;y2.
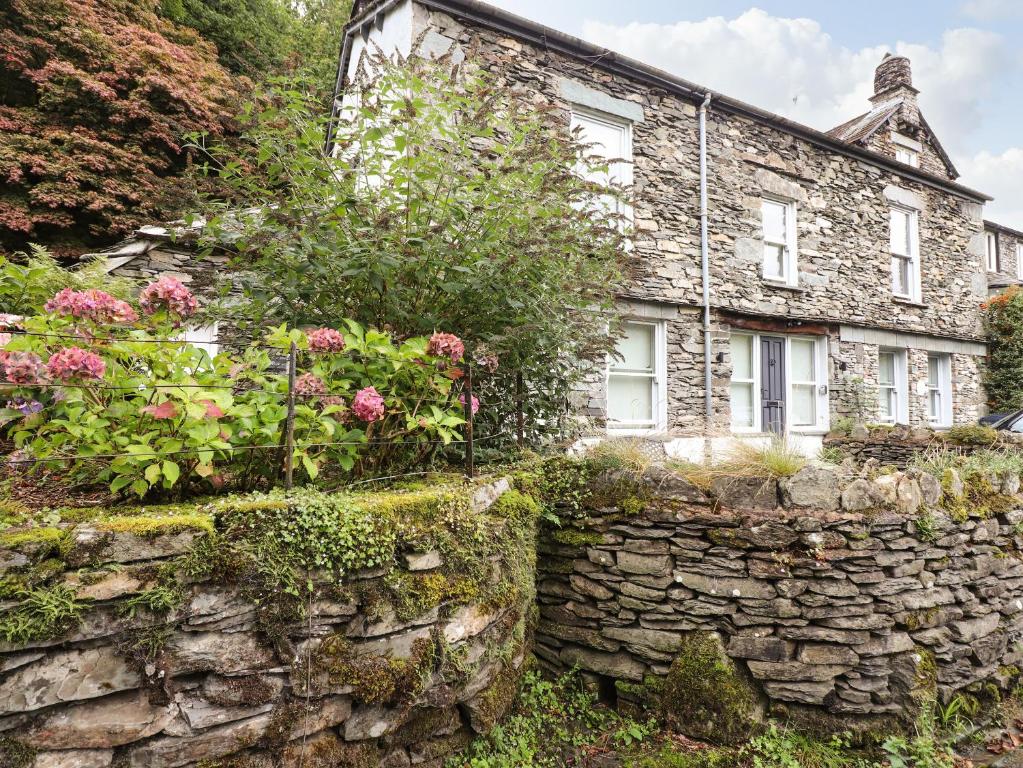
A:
983;220;1023;295
336;0;1013;457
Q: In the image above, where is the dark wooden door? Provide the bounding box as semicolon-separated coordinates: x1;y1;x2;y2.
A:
760;336;785;434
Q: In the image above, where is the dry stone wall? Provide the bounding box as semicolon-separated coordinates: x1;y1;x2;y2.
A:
0;481;533;768
535;462;1023;736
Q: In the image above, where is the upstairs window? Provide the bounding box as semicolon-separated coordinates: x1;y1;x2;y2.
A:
926;353;952;428
762;198;797;285
570;109;633;222
892;131;921;168
607;320;664;432
890;207;920;302
895;147;919;167
1018;243;1023;280
986;232;1000;273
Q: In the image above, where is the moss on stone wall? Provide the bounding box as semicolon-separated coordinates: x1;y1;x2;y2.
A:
618;633;763;746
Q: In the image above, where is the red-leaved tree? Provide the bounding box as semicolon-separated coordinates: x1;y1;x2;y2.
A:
0;0;246;254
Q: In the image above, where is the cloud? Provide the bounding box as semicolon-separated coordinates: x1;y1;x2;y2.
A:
960;0;1023;20
960;148;1023;227
579;10;1006;154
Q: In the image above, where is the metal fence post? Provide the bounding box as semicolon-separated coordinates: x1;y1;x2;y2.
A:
463;363;474;479
284;341;297;490
515;371;524;449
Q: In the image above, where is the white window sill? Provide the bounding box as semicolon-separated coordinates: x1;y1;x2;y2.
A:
892;296;926;308
761;279;804;292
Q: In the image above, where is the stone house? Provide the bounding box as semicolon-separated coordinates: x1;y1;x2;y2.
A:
983;219;1023;295
337;0;1009;457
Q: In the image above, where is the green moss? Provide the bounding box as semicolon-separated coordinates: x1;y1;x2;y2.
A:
465;661;524;732
649;632;763;746
0;526;66;551
946;424;999;446
624;743;736;768
316;635;436;705
551;528;603;547
94;513;214;538
0;737;35;768
0;583;85;643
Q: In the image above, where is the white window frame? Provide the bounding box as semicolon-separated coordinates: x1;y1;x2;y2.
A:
877;348;908;425
986;232;1000;273
728;332;829;435
890;206;921;303
894;147;919;167
761;197;798;286
1017;243;1023;281
570;107;633;224
926;353;953;429
606;319;666;434
892;131;921;168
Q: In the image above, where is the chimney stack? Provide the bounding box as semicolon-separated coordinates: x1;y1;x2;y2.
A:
870;53;920;127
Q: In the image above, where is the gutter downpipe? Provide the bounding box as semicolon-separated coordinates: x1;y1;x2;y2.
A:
699;92;713;449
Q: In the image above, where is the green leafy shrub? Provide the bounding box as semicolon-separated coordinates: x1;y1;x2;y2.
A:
745;725;876;768
197;53;627;452
945;423;999;446
2;281;466;496
983;286;1023;412
449;669;653;768
0;247;137;316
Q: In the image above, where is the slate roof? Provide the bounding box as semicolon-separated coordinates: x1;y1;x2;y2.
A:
827;100;959;180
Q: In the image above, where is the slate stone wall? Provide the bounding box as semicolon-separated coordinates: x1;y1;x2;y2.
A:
534;463;1023;731
0;482;530;768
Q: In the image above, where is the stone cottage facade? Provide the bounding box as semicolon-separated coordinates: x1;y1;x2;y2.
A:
983;220;1023;295
337;0;1007;457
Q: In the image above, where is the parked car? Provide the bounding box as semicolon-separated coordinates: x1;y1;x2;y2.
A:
988;409;1023;432
980;412;1012;426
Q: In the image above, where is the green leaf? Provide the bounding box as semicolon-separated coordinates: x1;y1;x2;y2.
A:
162;460;180;486
301;453;319;480
144;463;161;484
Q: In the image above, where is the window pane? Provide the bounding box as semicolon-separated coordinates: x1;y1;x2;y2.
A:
928;390;941;422
892;255;910;295
764;244;785;279
890;209;909;256
878;352;895;385
762;200;786;241
730;382;754;428
572;114;626;186
790;339;815;382
731;335;753;380
613;323;654;372
879;387;895;422
608;376;653;423
791;384;816;426
927;356;939;387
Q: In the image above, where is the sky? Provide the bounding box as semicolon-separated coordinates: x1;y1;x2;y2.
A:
488;0;1023;227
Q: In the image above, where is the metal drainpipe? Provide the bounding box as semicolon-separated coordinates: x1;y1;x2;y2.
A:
699;93;713;433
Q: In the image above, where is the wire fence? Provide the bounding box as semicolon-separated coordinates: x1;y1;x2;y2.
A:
0;330;531;488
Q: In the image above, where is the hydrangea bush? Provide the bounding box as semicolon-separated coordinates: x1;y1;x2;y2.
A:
0;281;469;497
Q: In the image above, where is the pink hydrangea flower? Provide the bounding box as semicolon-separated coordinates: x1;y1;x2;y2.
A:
46;347;106;381
3;352;45;385
294;373;328;398
44;288;137;324
427;332;465;364
139;276;198;323
352;386;385;422
459;393;480;415
0;333;11;348
307;328;346;353
0;314;22;330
